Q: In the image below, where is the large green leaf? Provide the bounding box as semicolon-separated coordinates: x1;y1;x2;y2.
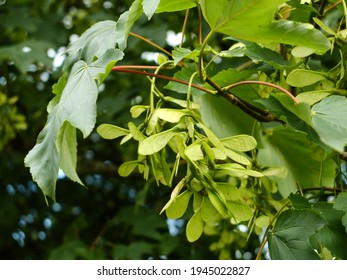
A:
311;96;347;152
25;49;124;200
64;0;143;68
257;126;337;197
156;0;196;13
311;203;347;259
268;209;325;259
200;0;330;54
334;192;347;234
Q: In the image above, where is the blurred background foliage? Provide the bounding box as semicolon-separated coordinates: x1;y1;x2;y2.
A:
0;0;259;260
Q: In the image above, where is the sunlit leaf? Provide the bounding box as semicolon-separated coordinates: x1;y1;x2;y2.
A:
287;69;333;87
25;49;124;200
186;208;204;242
156;108;191;123
311;95;347;152
200;0;330;54
221;134;257;152
97;124;129;140
138;128;179;155
156;0;196;13
118;161;140;177
143;0;160;20
166;190;192;219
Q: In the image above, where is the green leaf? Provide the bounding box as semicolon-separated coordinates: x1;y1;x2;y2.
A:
311;202;347;259
268;209;325;259
186;208;204;242
166;190;192;219
200;0;330;54
221;134;257;152
287;69;333;87
207;189;229;217
56;122;83;186
156;0;196;13
296;90;332;105
311;96;347;152
165;66;205;95
243;43;293;70
201;196;219;223
227;201;253;222
130;105;148;118
0;40;53;73
64;20;118;68
216;163;263;178
138;128;179;155
143;0;160;20
97;124;129;140
257;126;337;197
288;193;310;209
185;143;204;161
25;49;124;200
172;47;199;65
333;192;347;233
258;20;331;55
118;161;141;177
156;108;191;123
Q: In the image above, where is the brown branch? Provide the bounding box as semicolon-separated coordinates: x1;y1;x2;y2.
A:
112;66;216;94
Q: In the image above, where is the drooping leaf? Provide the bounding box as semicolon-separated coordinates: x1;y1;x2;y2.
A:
227;201;253;222
156;108;191;123
268;209;325;259
97;124;129;140
221;134;257;152
185;143;204;161
118;161;141;177
25;49;124;200
186;208;204;242
156;0;196;13
311;95;347;152
56;121;83;186
166;190;192;219
143;0;160;20
138;128;179;155
201;196;219;223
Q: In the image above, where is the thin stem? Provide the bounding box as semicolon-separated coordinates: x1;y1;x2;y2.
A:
224;80;299;105
198;30;214;81
129;32;172;58
197;2;203;45
325;0;342;14
180;10;190;48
